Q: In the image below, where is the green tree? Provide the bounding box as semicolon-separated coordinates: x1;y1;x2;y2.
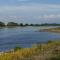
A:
30;24;34;26
24;23;29;26
0;22;5;27
7;22;18;26
19;23;24;26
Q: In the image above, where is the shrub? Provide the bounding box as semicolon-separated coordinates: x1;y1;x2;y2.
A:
49;56;60;60
14;46;22;51
47;40;53;44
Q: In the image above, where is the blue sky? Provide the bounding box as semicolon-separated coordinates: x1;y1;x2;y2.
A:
0;0;60;24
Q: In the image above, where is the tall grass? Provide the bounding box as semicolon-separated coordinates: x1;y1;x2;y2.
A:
0;41;60;60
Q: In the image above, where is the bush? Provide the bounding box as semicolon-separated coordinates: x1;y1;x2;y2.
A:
49;56;60;60
14;46;22;51
47;40;53;44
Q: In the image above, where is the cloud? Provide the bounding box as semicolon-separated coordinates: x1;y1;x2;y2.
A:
38;14;60;19
0;4;60;14
0;3;60;23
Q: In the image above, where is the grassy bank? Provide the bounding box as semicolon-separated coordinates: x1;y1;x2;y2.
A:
0;41;60;60
40;27;60;33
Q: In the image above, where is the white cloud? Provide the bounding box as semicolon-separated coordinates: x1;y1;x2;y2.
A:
38;14;60;19
0;4;60;23
0;4;60;13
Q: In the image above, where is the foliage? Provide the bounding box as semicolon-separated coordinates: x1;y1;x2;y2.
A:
49;55;60;60
7;22;18;26
19;23;24;26
24;23;29;26
0;41;60;60
0;22;5;27
14;46;22;51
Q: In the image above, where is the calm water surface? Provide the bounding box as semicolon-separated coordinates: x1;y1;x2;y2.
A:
0;26;60;51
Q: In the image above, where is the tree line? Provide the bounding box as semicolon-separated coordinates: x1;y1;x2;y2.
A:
0;22;60;27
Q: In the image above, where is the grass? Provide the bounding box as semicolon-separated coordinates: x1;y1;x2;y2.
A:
40;27;60;33
0;40;60;60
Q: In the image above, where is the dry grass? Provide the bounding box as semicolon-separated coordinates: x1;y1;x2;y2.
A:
0;41;60;60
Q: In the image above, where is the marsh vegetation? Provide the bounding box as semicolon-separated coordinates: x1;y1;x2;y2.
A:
0;41;60;60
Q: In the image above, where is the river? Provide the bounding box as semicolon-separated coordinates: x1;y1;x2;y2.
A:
0;26;60;51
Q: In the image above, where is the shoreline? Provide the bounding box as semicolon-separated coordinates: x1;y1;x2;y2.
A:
40;27;60;33
0;40;60;60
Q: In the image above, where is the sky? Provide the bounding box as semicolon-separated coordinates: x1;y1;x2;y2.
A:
0;0;60;24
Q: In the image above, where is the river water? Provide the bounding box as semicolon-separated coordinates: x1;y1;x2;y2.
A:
0;26;60;51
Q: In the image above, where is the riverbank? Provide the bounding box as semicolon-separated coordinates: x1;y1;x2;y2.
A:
40;27;60;33
0;40;60;60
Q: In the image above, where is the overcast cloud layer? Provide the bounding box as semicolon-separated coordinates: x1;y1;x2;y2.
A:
0;0;60;23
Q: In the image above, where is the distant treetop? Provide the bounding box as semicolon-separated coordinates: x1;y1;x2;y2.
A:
7;22;19;26
0;22;5;27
